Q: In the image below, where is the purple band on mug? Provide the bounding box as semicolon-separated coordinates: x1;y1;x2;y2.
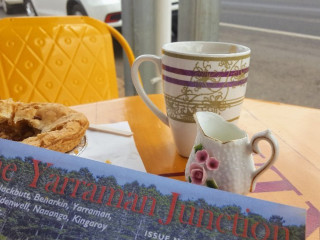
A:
163;75;247;88
162;65;249;78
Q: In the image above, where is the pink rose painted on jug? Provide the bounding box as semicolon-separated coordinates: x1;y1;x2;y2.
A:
195;149;209;163
189;163;207;185
206;157;220;170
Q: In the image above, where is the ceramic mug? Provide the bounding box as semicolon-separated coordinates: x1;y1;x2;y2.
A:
185;112;279;195
131;42;251;157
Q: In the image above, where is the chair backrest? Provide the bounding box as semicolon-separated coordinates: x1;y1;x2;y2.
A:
0;16;135;106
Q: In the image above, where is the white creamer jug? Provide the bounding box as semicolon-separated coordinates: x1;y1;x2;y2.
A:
185;112;279;195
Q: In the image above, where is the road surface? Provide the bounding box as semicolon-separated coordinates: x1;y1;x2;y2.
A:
219;0;320;108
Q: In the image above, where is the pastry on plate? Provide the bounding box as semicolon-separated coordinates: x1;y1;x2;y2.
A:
0;99;89;153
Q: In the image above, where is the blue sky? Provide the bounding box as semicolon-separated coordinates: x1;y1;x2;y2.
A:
0;139;306;226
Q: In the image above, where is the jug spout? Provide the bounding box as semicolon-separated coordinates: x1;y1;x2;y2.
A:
194;112;246;143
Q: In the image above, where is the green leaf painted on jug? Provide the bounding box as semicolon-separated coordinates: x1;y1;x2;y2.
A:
194;143;203;153
206;179;219;189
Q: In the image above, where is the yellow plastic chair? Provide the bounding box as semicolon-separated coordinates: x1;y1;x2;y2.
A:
0;16;135;106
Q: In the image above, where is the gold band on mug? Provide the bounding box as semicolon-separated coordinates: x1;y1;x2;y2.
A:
162;50;250;62
165;94;244;123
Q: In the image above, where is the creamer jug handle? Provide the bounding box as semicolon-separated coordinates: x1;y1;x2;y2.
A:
250;130;279;192
131;55;169;126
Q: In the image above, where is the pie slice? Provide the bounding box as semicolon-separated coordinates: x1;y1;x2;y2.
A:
0;99;89;153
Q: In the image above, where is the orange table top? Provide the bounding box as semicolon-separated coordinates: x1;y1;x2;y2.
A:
72;94;320;239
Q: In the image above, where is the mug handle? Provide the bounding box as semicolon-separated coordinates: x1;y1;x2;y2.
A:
131;55;169;126
249;130;279;192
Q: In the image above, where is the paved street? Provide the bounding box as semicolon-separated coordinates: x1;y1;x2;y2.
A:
221;0;320;36
220;0;320;108
219;25;320;109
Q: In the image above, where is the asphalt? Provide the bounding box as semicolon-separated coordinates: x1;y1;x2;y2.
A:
218;24;320;109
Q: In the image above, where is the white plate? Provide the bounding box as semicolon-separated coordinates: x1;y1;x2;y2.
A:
67;135;87;156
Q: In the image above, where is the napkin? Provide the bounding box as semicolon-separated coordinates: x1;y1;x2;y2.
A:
78;122;146;172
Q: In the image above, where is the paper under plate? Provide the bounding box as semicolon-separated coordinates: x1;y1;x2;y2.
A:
78;122;146;173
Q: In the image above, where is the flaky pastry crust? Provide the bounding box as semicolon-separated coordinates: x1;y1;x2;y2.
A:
0;99;89;153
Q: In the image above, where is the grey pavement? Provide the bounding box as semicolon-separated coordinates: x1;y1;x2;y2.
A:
220;0;320;109
219;24;320;109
